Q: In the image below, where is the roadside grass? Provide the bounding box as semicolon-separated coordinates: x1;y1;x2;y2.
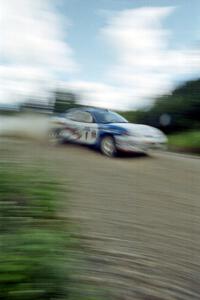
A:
168;130;200;153
0;162;104;300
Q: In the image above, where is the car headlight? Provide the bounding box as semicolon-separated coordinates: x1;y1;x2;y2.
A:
124;131;140;137
122;129;132;136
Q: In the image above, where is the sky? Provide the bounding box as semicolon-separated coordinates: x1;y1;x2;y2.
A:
0;0;200;110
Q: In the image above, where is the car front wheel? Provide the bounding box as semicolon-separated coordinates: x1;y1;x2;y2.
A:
100;136;116;157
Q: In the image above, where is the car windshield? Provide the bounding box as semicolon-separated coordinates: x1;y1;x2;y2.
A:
94;111;128;124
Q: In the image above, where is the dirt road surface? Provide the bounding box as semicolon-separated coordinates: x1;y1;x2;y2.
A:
0;138;200;300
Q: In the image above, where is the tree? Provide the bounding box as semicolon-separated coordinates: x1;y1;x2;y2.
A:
53;89;80;113
138;79;200;133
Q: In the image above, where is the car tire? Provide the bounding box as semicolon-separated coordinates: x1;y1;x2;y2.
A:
100;136;117;157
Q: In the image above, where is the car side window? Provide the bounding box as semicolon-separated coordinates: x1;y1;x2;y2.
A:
66;111;93;123
65;111;77;121
80;112;93;123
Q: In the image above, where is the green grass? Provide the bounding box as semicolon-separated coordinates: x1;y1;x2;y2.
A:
0;164;72;300
168;130;200;152
0;163;104;300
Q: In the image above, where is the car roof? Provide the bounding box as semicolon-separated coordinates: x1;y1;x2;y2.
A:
67;107;109;114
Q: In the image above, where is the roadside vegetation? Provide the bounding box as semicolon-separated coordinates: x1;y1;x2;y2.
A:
167;130;200;154
120;78;200;154
0;162;103;300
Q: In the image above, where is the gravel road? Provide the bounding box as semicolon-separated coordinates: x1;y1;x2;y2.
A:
1;138;200;300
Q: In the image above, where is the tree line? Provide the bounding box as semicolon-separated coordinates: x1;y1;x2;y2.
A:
50;78;200;134
121;78;200;133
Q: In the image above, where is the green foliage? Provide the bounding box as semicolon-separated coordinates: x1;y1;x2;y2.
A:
0;164;71;300
121;78;200;134
119;110;147;124
146;79;200;132
168;131;200;152
0;163;105;300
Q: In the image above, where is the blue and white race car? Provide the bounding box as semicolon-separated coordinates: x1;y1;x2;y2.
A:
50;107;167;157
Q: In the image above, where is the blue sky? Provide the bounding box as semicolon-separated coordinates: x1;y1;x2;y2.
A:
59;0;200;82
1;0;200;109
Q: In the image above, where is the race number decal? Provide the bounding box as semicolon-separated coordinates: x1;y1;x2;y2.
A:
84;127;90;141
85;131;88;140
91;131;96;139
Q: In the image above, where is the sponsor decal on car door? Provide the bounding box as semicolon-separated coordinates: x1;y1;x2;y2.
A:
81;124;98;145
59;120;82;142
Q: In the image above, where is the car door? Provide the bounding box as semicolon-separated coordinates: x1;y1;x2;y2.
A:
57;110;81;143
77;111;99;145
63;110;98;145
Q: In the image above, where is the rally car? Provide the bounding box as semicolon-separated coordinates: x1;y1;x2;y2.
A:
49;107;167;157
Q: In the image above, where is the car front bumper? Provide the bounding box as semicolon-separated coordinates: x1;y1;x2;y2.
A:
115;136;167;153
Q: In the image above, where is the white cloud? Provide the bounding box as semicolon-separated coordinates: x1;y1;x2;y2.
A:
63;6;200;110
0;65;54;104
63;80;134;109
1;3;200;109
0;0;77;104
97;6;200;108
